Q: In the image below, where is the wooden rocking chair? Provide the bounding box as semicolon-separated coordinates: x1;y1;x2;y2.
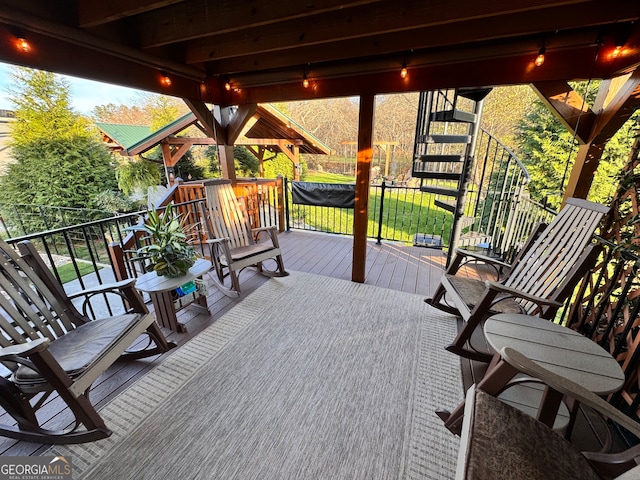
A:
426;198;609;362
201;179;288;297
0;239;175;444
456;348;640;480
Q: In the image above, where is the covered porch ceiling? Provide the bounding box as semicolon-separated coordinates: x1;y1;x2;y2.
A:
0;1;638;105
1;1;639;283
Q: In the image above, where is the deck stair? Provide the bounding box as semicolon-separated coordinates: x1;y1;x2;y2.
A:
412;88;492;253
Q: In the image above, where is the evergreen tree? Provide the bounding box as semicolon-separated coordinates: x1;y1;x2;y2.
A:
515;81;638;209
0;67;117;209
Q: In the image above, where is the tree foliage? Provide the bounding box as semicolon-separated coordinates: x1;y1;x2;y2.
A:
263;152;308;180
0;67;117;209
515;81;638;209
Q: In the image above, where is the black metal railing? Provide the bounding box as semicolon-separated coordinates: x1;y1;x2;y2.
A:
0;203;115;239
285;174;553;258
3;199;210;319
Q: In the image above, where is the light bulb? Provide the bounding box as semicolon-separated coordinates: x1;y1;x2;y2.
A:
16;37;31;53
400;65;408;79
160;74;171;87
303;75;309;88
535;47;545;67
224;82;231;91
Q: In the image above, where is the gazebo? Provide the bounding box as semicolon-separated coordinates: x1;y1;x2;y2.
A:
96;104;330;182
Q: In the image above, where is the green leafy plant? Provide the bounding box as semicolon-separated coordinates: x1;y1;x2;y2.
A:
127;203;196;278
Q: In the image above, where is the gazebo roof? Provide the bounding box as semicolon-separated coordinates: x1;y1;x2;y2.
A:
96;105;331;157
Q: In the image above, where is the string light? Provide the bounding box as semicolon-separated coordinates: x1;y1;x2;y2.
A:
15;37;31;53
160;72;171;87
302;73;309;88
400;63;408;79
224;82;231;91
535;46;546;67
612;45;623;58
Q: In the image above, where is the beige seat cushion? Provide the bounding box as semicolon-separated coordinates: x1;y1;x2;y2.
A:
13;314;140;389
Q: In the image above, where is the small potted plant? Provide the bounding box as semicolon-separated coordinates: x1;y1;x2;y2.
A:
128;203;197;278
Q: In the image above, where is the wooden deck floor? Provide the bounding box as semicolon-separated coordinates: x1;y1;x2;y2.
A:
0;230;612;456
0;231;457;456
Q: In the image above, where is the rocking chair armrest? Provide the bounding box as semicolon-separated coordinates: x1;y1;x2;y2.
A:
250;226;278;235
500;347;640;438
0;338;50;361
204;237;229;245
484;280;563;310
67;279;136;300
453;248;512;269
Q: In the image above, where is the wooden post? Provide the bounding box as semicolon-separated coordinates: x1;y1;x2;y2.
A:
352;95;375;283
213;105;237;183
563;142;605;200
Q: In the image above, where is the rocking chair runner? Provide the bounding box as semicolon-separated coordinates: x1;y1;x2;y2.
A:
427;197;609;362
0;239;175;444
201;179;288;297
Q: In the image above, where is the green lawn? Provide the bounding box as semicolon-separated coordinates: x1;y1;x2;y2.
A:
305;171;355;184
54;262;101;284
293;171;454;243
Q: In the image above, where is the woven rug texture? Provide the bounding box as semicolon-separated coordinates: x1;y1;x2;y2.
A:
49;271;462;479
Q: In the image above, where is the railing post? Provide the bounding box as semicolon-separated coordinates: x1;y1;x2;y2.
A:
276;175;285;232
284;177;291;232
376;181;386;245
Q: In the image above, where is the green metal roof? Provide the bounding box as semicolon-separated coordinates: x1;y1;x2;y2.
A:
95;122;151;151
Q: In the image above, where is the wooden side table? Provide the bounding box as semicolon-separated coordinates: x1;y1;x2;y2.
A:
135;258;211;333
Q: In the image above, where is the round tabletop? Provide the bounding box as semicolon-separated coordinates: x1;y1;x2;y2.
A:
484;313;625;395
135;258;211;294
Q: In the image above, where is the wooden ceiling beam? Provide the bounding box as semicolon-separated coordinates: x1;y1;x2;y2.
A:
531;81;595;144
184;0;634;64
206;23;634;84
136;0;383;48
227;104;258;145
215;45;619;106
590;66;640;144
0;4;206;81
77;0;183;28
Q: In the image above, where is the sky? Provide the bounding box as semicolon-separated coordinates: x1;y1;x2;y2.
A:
0;62;147;115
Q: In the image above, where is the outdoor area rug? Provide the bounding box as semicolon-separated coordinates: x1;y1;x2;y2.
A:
48;271;462;479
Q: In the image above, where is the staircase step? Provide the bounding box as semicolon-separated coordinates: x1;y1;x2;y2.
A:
421;186;459;197
457;87;493;102
434;199;456;212
431;109;477;124
415;154;464;163
413;171;461;181
417;134;472;144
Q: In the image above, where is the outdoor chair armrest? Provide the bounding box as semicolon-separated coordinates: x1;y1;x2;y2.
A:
204;237;229;245
0;338;50;361
67;279;136;300
500;346;640;438
454;248;512;269
251;226;279;242
484;280;563;311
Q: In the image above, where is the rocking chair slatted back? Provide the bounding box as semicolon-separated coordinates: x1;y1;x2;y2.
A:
427;197;608;363
205;180;254;250
505;198;609;313
0;246;77;345
202;179;288;297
